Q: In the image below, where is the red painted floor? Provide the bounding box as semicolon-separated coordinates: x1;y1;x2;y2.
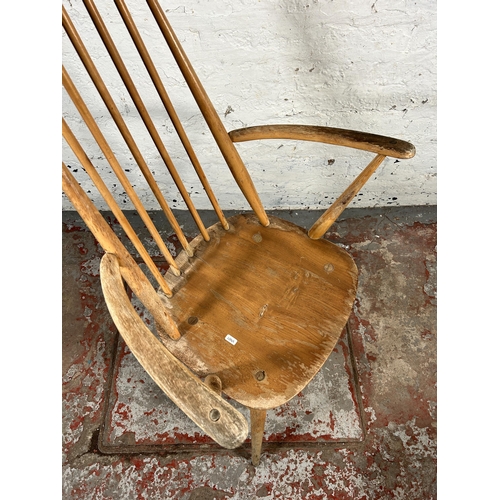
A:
62;207;436;499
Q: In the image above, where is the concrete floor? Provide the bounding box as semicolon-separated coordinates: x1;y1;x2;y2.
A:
62;206;436;499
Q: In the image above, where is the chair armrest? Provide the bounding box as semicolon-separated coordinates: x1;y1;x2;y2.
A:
229;124;415;159
100;252;249;449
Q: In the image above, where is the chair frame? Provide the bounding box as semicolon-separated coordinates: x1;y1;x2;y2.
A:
62;0;415;465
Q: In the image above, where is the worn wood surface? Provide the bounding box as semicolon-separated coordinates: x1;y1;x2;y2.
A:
229;124;416;159
62;164;180;341
100;252;249;449
204;374;223;396
157;214;358;409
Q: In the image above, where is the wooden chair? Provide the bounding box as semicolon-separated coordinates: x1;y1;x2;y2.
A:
62;0;415;465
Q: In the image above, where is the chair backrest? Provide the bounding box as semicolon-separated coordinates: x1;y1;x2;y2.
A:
62;0;270;296
62;0;415;306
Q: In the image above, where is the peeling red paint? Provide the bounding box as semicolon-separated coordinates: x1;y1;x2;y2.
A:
63;209;437;498
100;326;364;449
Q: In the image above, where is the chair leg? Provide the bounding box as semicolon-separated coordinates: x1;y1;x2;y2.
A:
250;408;267;466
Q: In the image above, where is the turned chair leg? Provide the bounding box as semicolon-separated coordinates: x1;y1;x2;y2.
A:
250;408;267;466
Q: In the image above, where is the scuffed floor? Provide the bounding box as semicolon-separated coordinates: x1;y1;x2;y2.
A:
62;206;436;499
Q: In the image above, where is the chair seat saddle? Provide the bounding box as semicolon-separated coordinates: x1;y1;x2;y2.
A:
157;214;358;409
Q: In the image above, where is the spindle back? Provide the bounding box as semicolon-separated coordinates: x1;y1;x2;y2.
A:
62;1;416;462
63;0;268;294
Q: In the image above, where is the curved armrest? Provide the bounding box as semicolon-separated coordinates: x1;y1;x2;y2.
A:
229;124;415;159
100;252;249;449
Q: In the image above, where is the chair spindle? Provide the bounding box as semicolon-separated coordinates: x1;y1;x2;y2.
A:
62;162;177;305
81;0;210;241
113;0;229;231
308;153;387;239
62;5;194;257
146;0;270;227
62;70;180;275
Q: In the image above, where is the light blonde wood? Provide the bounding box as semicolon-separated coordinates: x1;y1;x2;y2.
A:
62;69;181;274
62;5;193;257
113;0;229;232
229;124;416;159
308;154;386;239
157;214;358;409
250;409;267;466
62;164;180;340
204;374;223;396
146;0;270;228
81;0;210;242
63;3;416;463
100;252;249;448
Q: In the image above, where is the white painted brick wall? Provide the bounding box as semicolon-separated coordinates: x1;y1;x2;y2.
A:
62;0;436;211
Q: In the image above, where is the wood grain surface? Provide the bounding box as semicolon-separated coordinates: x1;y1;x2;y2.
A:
100;252;248;449
229;124;416;159
157;214;358;409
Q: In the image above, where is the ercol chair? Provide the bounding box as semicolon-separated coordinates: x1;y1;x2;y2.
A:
62;0;415;465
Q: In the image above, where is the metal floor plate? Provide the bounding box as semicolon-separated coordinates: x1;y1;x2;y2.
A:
99;314;364;454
